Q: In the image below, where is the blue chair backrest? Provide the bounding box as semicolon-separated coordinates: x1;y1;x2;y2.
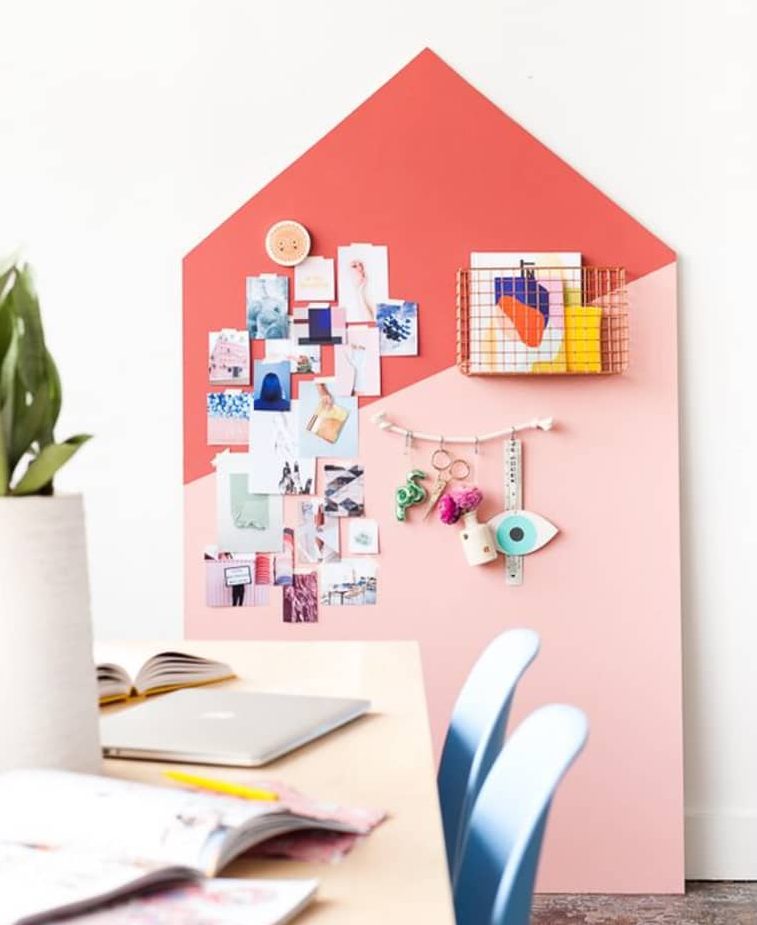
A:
454;704;589;925
438;629;540;881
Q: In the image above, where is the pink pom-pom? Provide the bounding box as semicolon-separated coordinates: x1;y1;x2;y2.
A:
439;493;461;525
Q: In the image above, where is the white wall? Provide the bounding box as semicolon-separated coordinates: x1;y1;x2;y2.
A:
1;0;755;879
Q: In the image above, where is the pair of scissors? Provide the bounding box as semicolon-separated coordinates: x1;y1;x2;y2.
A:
423;447;471;519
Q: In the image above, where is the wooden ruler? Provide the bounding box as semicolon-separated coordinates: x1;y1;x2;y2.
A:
504;437;523;585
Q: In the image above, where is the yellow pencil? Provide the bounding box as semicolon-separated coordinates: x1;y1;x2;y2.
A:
162;769;278;801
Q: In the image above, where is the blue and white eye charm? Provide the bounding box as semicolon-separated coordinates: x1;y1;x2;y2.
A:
487;510;558;556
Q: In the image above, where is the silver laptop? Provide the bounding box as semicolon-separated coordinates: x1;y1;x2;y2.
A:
100;688;370;767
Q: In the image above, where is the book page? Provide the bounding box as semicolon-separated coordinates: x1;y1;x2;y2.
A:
58;879;318;925
0;771;278;875
0;843;196;925
94;644;160;686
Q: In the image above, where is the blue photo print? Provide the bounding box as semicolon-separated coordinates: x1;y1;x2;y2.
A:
253;360;291;412
246;274;289;340
376;300;418;356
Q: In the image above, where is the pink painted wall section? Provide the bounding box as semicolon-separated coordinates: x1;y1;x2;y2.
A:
185;264;684;894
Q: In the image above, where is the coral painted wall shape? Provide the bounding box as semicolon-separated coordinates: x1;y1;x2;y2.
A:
183;50;682;893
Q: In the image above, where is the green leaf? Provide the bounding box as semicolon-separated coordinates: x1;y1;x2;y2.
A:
39;349;62;445
12;265;47;392
0;314;18;469
10;434;92;496
9;374;50;472
0;410;8;495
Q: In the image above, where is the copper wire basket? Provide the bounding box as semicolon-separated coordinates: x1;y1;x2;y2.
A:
456;265;628;376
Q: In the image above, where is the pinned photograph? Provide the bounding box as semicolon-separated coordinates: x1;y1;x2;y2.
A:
297;380;358;459
337;243;389;323
246;274;289;340
208;329;250;384
320;559;377;606
297;305;342;346
324;463;365;517
204;547;256;608
265;337;321;375
283;571;319;624
331;306;347;342
294;256;335;302
253;359;291;412
248;403;315;495
376;301;419;356
207;391;251;446
214;451;284;553
347;518;379;555
255;553;273;585
296;498;340;564
334;326;381;396
274;527;294;586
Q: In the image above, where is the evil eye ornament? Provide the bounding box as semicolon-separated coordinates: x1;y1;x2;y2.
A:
487;510;558;556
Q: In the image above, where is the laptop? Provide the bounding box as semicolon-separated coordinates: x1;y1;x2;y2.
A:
100;688;370;767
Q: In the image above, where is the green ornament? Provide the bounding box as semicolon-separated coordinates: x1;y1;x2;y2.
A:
395;469;428;521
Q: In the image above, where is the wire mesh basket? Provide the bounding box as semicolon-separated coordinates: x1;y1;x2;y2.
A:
456;265;628;376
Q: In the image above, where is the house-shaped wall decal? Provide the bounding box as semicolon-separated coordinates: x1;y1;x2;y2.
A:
183;49;682;894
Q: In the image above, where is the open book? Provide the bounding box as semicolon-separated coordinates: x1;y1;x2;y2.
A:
0;769;382;924
1;844;316;925
96;649;235;704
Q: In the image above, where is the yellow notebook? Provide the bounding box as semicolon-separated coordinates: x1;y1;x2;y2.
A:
565;306;603;373
96;649;235;705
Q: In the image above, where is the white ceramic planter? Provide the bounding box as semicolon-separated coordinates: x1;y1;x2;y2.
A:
0;494;101;772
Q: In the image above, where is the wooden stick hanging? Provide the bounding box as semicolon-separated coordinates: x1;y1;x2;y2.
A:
371;411;554;445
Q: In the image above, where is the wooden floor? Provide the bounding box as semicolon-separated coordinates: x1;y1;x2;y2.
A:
533;883;757;924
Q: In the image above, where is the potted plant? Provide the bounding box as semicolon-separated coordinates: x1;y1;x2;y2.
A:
0;258;101;772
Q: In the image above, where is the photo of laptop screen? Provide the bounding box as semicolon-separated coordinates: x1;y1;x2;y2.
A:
224;565;251;587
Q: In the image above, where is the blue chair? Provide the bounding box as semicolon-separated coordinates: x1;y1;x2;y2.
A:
438;629;540;881
454;704;589;925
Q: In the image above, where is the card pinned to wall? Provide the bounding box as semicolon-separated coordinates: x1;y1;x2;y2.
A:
265;337;321;375
337;243;389;323
248;403;315;495
297;304;343;346
320;559;377;606
377;301;419;356
203;547;256;608
253;359;291;412
296;498;340;564
213;451;284;554
209;329;250;384
274;527;294;586
255;553;272;585
294;256;335;302
246;274;289;340
324;463;365;517
347;518;379;555
207;391;251;446
283;571;319;624
334;326;381;396
297;380;358;458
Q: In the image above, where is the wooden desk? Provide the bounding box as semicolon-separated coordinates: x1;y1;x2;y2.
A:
103;641;456;924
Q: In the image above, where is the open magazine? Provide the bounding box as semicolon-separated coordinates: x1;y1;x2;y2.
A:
0;770;384;924
1;844;317;925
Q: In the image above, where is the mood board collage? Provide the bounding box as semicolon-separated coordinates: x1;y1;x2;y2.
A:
205;225;418;624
